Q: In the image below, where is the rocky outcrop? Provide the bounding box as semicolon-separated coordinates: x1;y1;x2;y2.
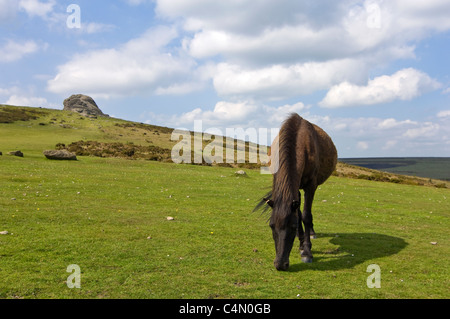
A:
43;149;77;160
63;94;108;117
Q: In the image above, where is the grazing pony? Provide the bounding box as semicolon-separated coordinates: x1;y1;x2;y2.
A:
257;113;337;271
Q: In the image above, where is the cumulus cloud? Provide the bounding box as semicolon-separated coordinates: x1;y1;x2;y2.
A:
213;59;366;100
19;0;55;19
144;100;309;133
152;0;450;104
47;26;200;98
0;39;42;63
167;101;259;128
156;0;316;34
141;95;450;156
46;0;450;104
403;122;440;139
186;25;352;65
159;0;450;64
319;68;441;108
6;95;48;107
81;22;116;34
377;118;417;129
0;86;57;108
437;110;450;118
309;113;449;156
0;0;18;23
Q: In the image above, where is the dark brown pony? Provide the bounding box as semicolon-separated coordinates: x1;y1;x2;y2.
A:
256;113;337;271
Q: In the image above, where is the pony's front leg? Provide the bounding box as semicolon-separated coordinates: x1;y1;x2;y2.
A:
297;207;305;254
301;184;317;263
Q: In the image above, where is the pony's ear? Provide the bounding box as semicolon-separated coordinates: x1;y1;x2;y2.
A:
291;200;300;211
264;198;274;208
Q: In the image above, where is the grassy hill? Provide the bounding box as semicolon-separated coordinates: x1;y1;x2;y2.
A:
1;104;447;188
1;104;449;299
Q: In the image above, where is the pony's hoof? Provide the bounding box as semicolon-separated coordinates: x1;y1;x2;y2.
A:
301;256;313;263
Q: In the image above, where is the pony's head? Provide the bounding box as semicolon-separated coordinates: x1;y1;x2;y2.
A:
265;198;300;271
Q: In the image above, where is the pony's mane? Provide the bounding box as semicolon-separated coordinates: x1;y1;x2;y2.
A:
254;113;302;225
272;113;300;202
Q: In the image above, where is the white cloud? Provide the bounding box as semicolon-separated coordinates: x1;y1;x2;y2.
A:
437;110;450;118
302;113;450;156
0;39;41;63
156;0;315;34
213;59;366;100
393;0;450;33
159;0;450;64
403;122;440;139
143;98;450;156
44;1;450;103
319;68;441;108
0;86;58;108
172;101;259;128
152;0;450;103
357;141;369;150
81;22;116;34
186;25;352;65
19;0;55;18
47;26;200;98
6;95;48;107
0;0;18;22
377;118;417;129
144;100;309;133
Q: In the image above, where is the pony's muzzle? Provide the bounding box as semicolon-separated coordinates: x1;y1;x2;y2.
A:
274;260;289;271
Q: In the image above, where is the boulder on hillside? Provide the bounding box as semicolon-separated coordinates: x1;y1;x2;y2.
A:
8;150;24;157
43;149;77;161
63;94;108;118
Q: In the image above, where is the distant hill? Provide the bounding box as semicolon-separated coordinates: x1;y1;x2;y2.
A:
340;157;450;182
1;104;448;188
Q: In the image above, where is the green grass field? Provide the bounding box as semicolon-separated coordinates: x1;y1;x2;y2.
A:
1;105;449;299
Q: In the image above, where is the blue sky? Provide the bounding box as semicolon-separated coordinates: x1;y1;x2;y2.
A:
1;0;450;157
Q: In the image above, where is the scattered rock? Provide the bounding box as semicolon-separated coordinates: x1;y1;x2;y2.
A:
0;231;9;235
43;149;77;161
166;216;174;221
8;150;23;157
430;242;438;245
63;94;108;118
234;170;247;177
